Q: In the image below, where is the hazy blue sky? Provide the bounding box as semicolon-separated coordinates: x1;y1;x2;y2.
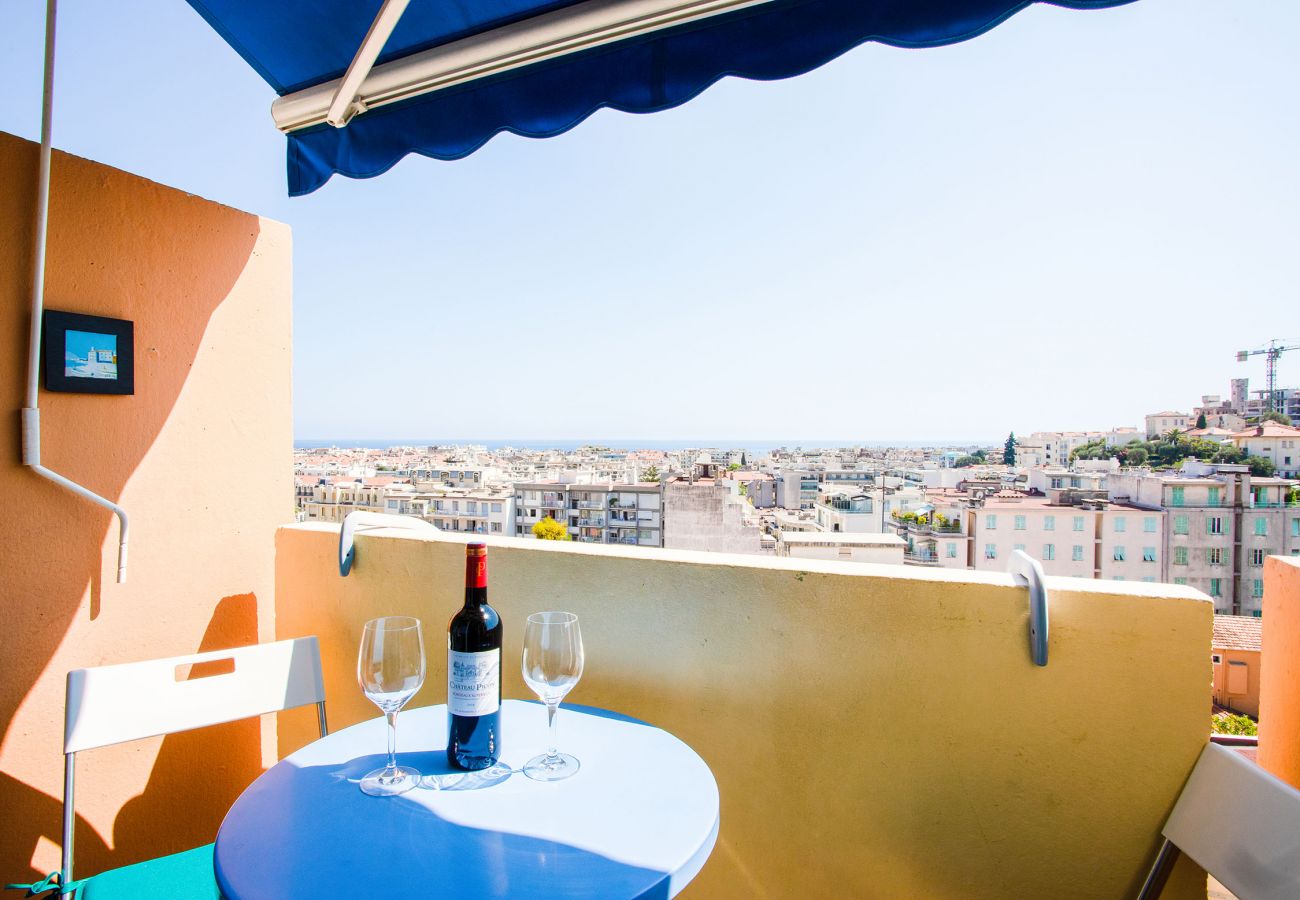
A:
2;0;1296;442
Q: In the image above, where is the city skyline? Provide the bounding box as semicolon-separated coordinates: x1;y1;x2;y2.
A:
1;0;1296;441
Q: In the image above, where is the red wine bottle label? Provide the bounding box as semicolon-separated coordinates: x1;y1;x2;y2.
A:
448;648;500;716
465;545;487;588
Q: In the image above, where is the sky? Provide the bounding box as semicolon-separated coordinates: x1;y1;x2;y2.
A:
1;0;1297;443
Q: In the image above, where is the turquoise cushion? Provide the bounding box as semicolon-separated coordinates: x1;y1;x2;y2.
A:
77;845;218;900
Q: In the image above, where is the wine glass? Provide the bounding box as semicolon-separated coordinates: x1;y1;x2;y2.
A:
520;611;584;781
356;616;426;796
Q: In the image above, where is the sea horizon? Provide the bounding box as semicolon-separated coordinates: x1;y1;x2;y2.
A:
294;438;995;452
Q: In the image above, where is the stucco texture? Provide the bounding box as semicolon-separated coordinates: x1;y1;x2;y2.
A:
276;525;1212;898
0;131;292;884
1260;555;1300;787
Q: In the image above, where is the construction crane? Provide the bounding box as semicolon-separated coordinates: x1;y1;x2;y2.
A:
1237;339;1300;414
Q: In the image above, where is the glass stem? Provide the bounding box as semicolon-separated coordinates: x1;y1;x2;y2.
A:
385;711;399;774
546;702;560;762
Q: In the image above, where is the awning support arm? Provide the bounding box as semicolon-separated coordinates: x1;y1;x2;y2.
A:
326;0;412;128
23;0;129;584
339;511;438;576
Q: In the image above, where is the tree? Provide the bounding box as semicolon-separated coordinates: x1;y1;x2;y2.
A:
532;518;571;541
642;466;660;483
1003;432;1017;466
1246;456;1276;477
727;462;741;471
953;455;981;468
1123;447;1148;466
1195;413;1208;430
972;448;988;462
1260;411;1294;426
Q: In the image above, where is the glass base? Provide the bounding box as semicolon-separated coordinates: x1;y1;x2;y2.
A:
360;764;421;796
524;752;580;782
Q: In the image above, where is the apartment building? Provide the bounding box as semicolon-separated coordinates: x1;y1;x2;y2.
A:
300;479;403;523
1229;422;1300;478
418;485;515;537
515;482;663;546
967;495;1165;582
775;470;821;509
1108;464;1300;615
663;478;766;554
1145;411;1192;439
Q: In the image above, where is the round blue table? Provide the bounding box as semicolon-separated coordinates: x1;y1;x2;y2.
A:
214;700;719;899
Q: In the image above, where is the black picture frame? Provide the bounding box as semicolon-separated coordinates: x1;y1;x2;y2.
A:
42;310;135;395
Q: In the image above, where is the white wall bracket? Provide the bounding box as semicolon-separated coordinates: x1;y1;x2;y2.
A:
1008;549;1049;666
338;511;438;576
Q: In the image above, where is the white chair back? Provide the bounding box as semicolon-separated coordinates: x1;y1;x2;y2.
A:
65;636;326;753
1138;742;1300;899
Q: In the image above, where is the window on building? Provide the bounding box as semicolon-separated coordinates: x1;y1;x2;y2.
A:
1142;576;1156;583
985;544;997;560
1072;545;1084;562
1114;517;1126;533
1174;577;1188;586
1143;547;1156;562
1173;515;1189;535
1170;486;1184;506
1014;515;1026;531
1207;517;1224;535
1255;517;1268;536
1113;576;1125;581
1174;547;1188;566
1072;516;1085;532
492;502;503;513
1114;546;1126;561
491;522;502;533
1207;487;1221;507
1043;544;1055;561
985;515;997;530
1252;548;1266;566
1207;547;1223;566
1044;515;1055;531
946;543;957;558
1293;518;1300;538
1253;579;1264;599
1210;578;1222;598
1143;517;1157;533
1013;543;1026;552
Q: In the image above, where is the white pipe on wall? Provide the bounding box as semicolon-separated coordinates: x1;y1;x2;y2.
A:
23;0;130;584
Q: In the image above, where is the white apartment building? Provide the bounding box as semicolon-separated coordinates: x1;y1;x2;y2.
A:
300;479;403;523
1024;432;1112;468
418;485;515;537
1229;422;1300;478
776;470;821;509
1108;465;1300;615
515;482;663;547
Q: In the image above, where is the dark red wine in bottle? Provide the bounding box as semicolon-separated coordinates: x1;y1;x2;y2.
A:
447;542;502;770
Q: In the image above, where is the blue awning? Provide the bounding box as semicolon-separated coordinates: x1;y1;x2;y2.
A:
187;0;1134;195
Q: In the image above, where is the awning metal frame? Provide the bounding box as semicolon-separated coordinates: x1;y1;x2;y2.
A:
274;0;777;133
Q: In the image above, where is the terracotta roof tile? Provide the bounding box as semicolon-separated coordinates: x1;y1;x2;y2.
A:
1212;615;1262;653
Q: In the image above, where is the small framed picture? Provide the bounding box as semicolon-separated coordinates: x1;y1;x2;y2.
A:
43;310;135;395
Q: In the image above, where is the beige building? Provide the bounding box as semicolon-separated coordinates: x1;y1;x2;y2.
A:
1108;465;1300;615
1229;421;1300;478
1145;411;1192;439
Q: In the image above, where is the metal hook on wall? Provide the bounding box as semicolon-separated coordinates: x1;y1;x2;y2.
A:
1008;549;1050;667
338;511;438;576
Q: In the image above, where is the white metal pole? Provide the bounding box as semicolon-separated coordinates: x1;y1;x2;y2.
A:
23;0;130;583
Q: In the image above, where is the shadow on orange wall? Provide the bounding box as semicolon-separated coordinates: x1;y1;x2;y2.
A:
0;132;267;882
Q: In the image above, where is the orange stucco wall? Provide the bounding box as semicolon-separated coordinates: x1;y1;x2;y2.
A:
1260;556;1300;788
0;131;292;884
1210;648;1261;719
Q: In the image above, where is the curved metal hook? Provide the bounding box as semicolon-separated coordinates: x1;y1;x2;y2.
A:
339;511;438;576
1008;549;1049;667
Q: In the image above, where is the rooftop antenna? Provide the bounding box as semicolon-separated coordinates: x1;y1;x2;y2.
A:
1236;339;1300;414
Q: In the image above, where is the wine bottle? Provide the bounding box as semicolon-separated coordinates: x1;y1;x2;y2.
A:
447;542;502;770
